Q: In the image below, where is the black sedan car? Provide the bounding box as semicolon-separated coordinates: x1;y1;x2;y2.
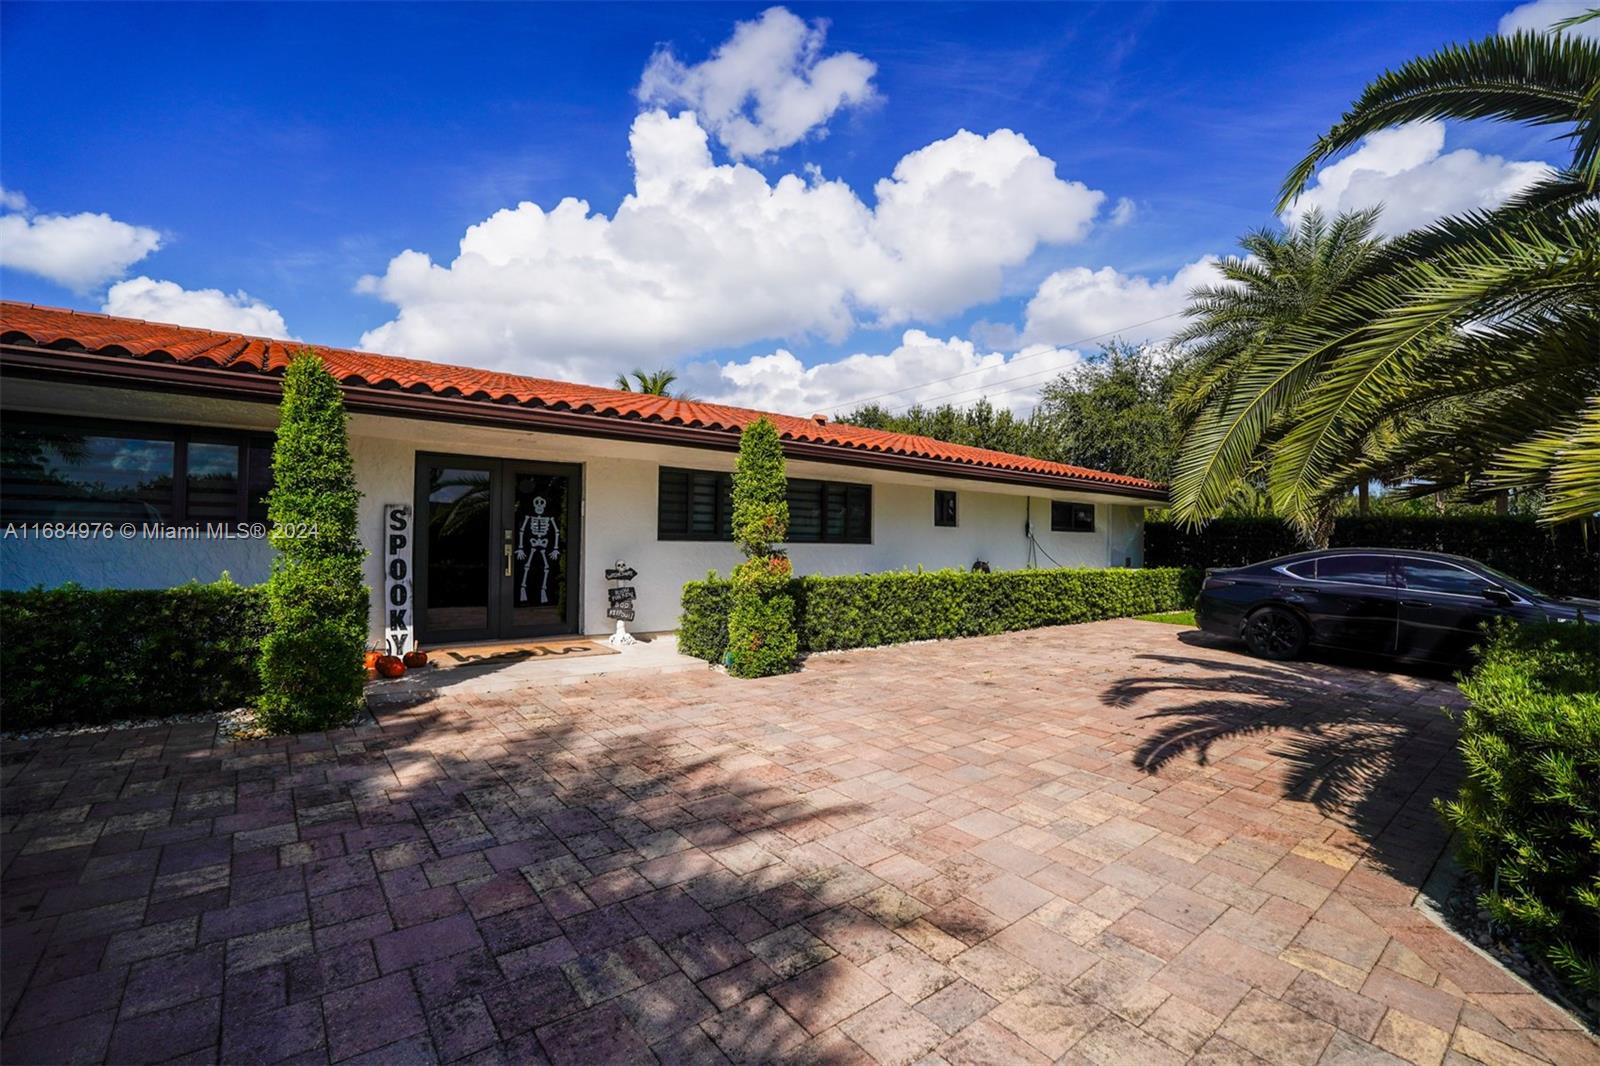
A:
1195;548;1596;664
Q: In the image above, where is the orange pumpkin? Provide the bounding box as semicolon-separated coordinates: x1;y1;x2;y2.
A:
375;654;406;678
364;649;382;670
402;650;428;668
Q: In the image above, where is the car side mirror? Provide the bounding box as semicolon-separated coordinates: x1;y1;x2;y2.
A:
1482;584;1513;605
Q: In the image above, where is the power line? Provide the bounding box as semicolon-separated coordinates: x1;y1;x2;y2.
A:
827;310;1186;416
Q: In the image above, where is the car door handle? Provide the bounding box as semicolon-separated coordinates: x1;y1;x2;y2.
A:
1400;600;1431;609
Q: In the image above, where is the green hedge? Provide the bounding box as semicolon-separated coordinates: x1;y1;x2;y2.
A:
1146;516;1599;598
0;579;267;731
1438;621;1600;994
679;566;1202;663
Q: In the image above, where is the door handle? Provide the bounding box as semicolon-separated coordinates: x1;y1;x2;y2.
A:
503;530;514;577
1401;600;1430;609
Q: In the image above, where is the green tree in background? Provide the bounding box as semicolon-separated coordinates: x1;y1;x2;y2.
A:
256;353;369;734
839;397;1050;459
725;417;797;678
1035;341;1185;483
839;343;1185;483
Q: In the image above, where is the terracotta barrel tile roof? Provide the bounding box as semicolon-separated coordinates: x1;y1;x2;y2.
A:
0;301;1163;494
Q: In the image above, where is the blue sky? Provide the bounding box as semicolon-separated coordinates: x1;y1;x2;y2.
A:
0;1;1583;415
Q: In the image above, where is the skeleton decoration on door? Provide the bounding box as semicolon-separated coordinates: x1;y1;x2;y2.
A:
515;493;561;605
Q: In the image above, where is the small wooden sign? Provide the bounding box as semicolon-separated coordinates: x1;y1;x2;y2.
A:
608;586;637;605
383;503;414;656
607;606;636;621
605;565;638;582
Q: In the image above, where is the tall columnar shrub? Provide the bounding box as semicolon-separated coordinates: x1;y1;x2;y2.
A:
257;353;369;733
725;417;797;677
1438;621;1600;995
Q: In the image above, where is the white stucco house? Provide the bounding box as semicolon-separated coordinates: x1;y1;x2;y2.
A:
0;302;1165;646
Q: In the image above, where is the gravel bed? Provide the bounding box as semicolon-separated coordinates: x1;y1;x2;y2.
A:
1441;870;1598;1031
4;704;376;745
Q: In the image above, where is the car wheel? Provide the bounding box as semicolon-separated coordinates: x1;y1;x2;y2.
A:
1241;606;1307;660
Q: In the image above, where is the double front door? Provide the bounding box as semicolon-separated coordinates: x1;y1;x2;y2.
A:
414;455;581;642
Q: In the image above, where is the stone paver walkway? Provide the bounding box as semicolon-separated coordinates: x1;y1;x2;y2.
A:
3;620;1595;1065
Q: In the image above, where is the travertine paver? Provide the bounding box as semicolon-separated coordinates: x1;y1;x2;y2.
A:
3;619;1596;1064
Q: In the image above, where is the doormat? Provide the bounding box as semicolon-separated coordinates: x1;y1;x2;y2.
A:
424;638;618;670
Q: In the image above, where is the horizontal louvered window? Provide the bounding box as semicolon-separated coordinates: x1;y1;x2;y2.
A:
657;467;871;543
657;467;733;540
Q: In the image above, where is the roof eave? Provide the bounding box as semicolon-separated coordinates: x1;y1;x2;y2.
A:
0;343;1169;503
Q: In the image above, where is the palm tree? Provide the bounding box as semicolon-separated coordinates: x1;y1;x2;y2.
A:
613;368;692;398
1168;208;1384;529
1172;21;1600;531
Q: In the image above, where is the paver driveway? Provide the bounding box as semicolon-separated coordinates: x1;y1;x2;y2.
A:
3;620;1595;1065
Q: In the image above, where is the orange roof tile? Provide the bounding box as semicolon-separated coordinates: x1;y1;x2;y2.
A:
0;301;1163;495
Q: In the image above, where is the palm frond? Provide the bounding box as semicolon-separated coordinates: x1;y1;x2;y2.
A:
1487;394;1600;522
1279;31;1600;206
1263;211;1600;530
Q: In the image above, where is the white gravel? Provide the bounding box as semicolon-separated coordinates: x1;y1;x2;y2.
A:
4;703;374;744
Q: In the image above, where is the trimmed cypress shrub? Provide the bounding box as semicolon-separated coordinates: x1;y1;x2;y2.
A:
0;579;266;730
725;417;797;677
679;566;1202;664
256;353;369;734
1438;620;1600;995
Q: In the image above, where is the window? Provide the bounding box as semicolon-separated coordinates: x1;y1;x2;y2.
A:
1400;560;1491;597
657;468;733;540
0;417;273;525
1050;501;1095;533
934;490;958;527
657;466;871;543
786;479;871;543
1318;555;1392;587
1283;561;1318;579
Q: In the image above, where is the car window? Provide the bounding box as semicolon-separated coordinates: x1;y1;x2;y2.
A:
1400;560;1490;597
1473;562;1543;599
1318;555;1392;587
1283;561;1318;579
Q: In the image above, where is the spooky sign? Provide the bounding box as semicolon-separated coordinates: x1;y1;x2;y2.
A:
606;559;637;627
383;503;414;655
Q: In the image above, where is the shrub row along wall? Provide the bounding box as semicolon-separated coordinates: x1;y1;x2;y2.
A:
1439;620;1600;994
680;566;1202;663
1146;516;1599;598
0;580;266;731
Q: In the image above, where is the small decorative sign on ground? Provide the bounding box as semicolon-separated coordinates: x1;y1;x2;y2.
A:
605;559;637;644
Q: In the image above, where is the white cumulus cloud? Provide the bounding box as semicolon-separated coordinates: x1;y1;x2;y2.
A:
637;6;878;159
103;277;296;339
357;109;1105;383
1280;121;1552;236
1499;0;1600;39
1021;256;1224;348
687;329;1085;417
0;192;163;292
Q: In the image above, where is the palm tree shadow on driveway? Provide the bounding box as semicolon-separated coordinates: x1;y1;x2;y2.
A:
1101;630;1468;886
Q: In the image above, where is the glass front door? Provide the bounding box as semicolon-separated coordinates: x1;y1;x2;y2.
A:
509;467;572;632
415;456;580;642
